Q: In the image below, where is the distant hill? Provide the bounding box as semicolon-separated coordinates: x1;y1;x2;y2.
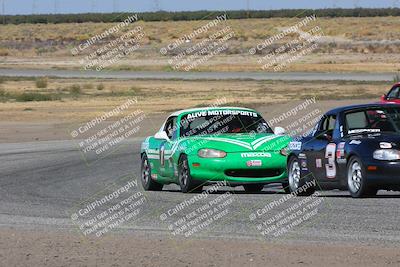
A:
1;8;400;25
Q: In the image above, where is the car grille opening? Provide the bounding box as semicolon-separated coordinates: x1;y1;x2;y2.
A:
225;169;283;178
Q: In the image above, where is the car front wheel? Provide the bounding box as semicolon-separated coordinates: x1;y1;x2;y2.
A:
287;156;315;196
347;156;377;198
178;155;202;193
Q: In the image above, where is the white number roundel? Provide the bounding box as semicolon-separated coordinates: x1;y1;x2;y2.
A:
325;143;337;179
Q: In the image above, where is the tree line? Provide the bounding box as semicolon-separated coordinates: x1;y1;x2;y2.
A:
1;8;400;24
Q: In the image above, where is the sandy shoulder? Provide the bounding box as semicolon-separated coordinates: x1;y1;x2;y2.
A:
0;227;398;267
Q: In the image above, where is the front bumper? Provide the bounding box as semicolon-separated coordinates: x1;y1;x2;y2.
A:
187;152;287;184
365;160;400;187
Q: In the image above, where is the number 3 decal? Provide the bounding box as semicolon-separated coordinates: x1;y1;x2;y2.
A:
325;143;337;179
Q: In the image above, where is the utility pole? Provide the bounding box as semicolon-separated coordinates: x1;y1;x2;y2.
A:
54;0;58;14
32;0;37;14
154;0;160;11
113;0;119;13
246;0;250;18
1;0;5;24
91;0;96;13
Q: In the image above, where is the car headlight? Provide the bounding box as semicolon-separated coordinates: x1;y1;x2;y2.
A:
198;148;227;158
280;148;289;156
373;149;400;161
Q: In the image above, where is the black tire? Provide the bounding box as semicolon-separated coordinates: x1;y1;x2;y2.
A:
281;181;291;194
287;156;315;196
243;184;264;193
178;155;202;193
141;154;163;191
347;156;376;198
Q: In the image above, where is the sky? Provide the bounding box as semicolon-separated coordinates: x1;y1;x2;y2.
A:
1;0;400;15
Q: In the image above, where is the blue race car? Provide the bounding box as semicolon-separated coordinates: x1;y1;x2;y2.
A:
287;104;400;198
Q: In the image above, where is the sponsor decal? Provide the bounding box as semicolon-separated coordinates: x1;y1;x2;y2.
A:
298;153;307;159
288;141;302;151
151;174;158;180
241;152;272;158
349;140;361;145
380;142;393;149
348;129;380;134
187;110;258;119
336;142;345;160
247;160;262;167
301;160;308;170
316;159;322;168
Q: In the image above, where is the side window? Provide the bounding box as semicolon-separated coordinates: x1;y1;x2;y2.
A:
327;116;336;131
387;87;400;99
346;111;368;130
318;116;328;132
164;116;177;140
318;115;336;133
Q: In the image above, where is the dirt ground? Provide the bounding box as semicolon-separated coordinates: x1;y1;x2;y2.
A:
0;98;378;143
1;227;399;267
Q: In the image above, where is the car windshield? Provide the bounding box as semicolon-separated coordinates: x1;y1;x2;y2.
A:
179;110;273;137
345;107;400;135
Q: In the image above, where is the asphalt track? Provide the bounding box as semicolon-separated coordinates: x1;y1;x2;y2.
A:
1;138;399;246
0;68;396;81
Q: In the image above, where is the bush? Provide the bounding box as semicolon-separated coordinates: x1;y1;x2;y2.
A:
97;83;105;91
69;84;82;95
15;92;58;102
130;86;142;94
35;77;48;88
83;83;94;89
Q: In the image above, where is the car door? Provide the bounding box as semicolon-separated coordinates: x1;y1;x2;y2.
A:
158;116;178;179
309;114;339;182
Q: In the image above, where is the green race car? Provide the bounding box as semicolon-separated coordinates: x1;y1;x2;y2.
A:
140;107;291;193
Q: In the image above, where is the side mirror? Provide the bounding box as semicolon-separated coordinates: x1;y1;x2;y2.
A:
154;131;169;140
319;133;332;141
315;132;332;141
274;126;286;135
381;94;387;101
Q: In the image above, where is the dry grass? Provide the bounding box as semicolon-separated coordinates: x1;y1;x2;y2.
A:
1;17;400;72
0;78;387;123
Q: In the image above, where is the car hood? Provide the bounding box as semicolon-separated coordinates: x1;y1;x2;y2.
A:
183;133;291;153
